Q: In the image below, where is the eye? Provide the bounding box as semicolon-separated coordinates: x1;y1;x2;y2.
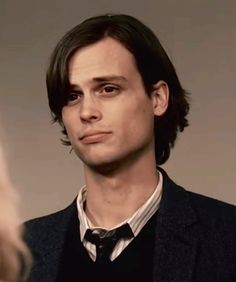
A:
101;85;120;95
66;91;82;105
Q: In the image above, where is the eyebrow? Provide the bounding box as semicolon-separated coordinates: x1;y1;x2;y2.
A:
69;75;128;90
92;75;128;83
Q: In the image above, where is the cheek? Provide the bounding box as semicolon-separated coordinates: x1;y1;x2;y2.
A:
119;104;154;137
62;111;77;138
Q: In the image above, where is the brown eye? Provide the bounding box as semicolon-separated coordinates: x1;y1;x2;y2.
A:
101;85;120;95
68;93;79;101
66;91;83;105
104;86;116;93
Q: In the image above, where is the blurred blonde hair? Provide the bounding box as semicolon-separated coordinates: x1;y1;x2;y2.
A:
0;143;31;282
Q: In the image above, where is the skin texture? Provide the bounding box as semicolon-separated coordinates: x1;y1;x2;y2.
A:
62;37;169;228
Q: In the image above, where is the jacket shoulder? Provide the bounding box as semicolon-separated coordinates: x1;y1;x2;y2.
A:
24;199;77;249
186;190;236;227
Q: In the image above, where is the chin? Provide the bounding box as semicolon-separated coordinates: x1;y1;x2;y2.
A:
79;151;126;174
85;159;122;175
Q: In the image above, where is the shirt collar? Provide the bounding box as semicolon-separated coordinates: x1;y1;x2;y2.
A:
77;171;163;240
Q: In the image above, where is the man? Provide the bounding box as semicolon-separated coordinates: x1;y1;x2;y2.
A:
25;14;236;282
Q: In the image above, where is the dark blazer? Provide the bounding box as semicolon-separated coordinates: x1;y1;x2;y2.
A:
25;170;236;282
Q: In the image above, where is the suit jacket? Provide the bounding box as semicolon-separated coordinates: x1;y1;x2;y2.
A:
25;170;236;282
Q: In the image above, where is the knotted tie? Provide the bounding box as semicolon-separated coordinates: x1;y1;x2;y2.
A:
85;223;133;263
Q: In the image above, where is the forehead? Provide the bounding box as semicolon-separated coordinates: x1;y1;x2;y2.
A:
68;37;139;84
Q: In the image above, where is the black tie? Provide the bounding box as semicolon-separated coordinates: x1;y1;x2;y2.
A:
85;223;133;263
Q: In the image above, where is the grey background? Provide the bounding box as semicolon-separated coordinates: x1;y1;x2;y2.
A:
1;0;235;220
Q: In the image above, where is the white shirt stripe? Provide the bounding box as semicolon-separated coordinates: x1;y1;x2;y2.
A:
77;171;163;261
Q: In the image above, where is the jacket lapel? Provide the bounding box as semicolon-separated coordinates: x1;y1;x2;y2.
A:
153;169;198;282
28;199;78;282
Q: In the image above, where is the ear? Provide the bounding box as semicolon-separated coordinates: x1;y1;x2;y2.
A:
151;80;169;117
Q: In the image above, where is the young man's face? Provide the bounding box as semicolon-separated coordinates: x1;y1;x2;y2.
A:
62;37;166;170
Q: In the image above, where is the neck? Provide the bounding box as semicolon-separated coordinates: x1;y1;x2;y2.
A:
83;152;158;229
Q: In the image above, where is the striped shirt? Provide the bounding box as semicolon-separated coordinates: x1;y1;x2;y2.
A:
76;171;163;261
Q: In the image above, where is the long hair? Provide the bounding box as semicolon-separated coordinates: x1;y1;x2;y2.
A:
46;14;189;164
0;142;31;282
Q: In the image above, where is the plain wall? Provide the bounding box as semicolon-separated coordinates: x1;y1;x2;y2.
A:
1;0;235;220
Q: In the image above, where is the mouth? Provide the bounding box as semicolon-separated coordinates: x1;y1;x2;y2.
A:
79;131;112;144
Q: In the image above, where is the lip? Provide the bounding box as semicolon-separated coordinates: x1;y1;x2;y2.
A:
79;131;112;144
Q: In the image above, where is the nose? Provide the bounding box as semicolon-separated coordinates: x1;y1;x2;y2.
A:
79;95;102;123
